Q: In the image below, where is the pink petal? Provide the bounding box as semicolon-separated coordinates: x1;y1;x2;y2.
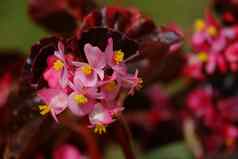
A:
37;88;68;115
94;68;104;80
192;32;206;47
37;88;61;104
43;68;61;88
83;87;103;99
68;92;95;116
206;54;216;74
49;92;68;115
84;43;106;69
74;68;98;87
89;103;113;125
105;38;114;65
101;81;120;101
54;41;65;60
59;67;68;88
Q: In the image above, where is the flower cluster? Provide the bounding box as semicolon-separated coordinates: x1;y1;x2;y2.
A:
183;14;238;80
186;86;238;151
36;38;142;134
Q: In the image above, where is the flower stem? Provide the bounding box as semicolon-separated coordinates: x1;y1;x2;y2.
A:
113;115;137;159
59;114;102;159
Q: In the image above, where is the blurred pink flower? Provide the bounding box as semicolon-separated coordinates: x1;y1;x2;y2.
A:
53;144;84;159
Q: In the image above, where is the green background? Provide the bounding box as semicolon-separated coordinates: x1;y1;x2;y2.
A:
0;0;208;53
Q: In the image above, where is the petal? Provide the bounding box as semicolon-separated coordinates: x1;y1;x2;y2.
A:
84;43;106;68
49;91;68;114
105;38;114;65
59;67;68;88
74;68;98;87
43;68;61;88
89;103;113;125
206;54;216;74
37;88;62;104
94;68;104;80
68;92;94;116
84;87;103;99
54;41;65;60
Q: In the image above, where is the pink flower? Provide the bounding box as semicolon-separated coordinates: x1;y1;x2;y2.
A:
37;88;68;121
104;38;127;74
89;103;113;125
34;37;142;134
67;82;100;117
53;144;84;159
43;42;69;88
118;70;143;95
73;43;106;87
99;77;120;101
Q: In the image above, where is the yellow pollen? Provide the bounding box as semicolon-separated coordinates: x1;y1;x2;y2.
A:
197;51;208;62
104;81;117;92
194;19;205;31
81;65;93;75
207;26;217;36
114;50;124;64
38;105;50;115
94;124;106;135
53;60;64;71
74;94;88;105
138;78;143;90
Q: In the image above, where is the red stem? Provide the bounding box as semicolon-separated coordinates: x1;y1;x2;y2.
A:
113;116;137;159
60;115;102;159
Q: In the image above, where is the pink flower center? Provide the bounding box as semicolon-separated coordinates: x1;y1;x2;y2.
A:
114;50;124;64
53;60;64;71
194;19;205;31
104;81;117;92
197;51;208;62
81;65;93;75
74;94;88;105
207;26;217;36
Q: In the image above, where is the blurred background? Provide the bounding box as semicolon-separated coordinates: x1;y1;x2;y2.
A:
0;0;208;53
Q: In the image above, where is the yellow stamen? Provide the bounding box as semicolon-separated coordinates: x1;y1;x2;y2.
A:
104;81;117;92
197;51;208;62
74;94;88;105
81;65;93;75
53;60;64;71
94;124;106;135
194;19;205;31
137;78;143;90
207;26;217;36
114;50;124;64
38;105;50;115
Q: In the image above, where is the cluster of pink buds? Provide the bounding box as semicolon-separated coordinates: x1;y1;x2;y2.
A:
37;38;142;134
183;14;238;80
